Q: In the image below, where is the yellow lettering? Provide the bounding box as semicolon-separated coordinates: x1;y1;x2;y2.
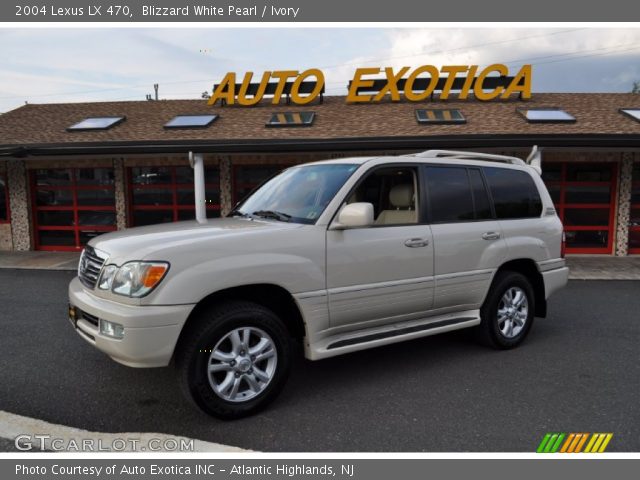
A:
404;65;439;101
439;65;469;100
373;67;410;102
346;68;380;103
236;71;271;106
458;65;478;100
290;68;325;104
502;64;532;99
474;64;508;101
208;72;236;105
270;70;299;105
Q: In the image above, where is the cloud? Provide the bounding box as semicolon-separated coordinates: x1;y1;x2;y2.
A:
1;27;639;112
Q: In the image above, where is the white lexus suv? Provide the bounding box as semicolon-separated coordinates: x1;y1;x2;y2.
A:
69;147;568;419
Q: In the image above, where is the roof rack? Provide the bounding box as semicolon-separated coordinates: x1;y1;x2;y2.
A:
407;146;543;175
409;149;526;166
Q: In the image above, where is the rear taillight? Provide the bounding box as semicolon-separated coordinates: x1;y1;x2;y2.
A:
560;230;566;258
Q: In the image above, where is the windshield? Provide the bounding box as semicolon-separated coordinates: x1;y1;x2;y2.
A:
233;163;359;224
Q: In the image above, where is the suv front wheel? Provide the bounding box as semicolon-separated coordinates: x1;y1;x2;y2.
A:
478;271;535;349
176;301;291;420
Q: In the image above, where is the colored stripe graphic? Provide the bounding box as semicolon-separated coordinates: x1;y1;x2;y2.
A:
537;433;565;453
537;433;612;453
585;433;613;453
574;433;590;452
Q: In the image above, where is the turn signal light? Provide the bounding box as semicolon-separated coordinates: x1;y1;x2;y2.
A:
143;265;168;288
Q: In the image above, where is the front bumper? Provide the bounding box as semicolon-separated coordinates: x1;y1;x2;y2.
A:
68;277;195;368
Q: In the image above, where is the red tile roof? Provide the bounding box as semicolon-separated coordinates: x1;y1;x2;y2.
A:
0;93;638;149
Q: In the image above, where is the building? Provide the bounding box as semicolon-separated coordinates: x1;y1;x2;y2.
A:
0;92;638;255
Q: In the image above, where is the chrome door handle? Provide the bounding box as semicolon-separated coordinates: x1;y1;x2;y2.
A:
404;238;429;248
482;232;501;240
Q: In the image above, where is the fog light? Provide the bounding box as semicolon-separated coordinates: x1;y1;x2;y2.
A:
99;319;125;339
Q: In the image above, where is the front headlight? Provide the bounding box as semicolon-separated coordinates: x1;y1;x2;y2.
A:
111;261;169;298
98;265;117;290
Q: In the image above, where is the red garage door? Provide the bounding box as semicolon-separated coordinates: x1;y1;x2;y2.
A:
629;162;640;254
127;165;220;226
31;168;116;251
542;162;617;254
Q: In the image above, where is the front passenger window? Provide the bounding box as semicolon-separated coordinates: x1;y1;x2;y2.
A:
348;167;419;226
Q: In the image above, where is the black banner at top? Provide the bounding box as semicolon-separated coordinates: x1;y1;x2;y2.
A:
3;0;640;22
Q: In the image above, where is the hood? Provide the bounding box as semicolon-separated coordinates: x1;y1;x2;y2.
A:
89;217;303;263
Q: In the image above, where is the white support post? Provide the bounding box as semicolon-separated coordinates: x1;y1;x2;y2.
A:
189;152;207;224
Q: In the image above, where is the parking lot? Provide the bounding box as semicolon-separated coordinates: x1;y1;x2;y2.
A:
0;269;638;451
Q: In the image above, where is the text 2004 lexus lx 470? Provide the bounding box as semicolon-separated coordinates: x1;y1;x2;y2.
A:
69;147;568;419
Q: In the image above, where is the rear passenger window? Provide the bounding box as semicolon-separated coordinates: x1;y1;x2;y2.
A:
426;167;475;222
484;167;542;219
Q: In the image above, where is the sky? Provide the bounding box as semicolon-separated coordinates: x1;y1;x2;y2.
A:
1;27;640;113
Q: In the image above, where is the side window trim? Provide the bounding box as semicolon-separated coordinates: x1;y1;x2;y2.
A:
471;167;497;220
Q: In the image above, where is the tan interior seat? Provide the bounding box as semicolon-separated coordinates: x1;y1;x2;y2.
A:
375;184;416;225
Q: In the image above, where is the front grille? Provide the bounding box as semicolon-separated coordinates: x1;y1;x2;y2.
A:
78;246;107;289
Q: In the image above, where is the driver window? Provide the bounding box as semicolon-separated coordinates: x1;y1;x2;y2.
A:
347;167;419;225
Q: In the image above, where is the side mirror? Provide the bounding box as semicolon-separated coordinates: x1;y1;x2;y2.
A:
331;202;374;230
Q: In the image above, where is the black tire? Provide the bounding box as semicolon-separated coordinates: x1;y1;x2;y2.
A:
175;300;291;420
477;271;535;349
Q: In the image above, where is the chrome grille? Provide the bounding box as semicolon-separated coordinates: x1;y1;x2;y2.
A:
78;246;107;289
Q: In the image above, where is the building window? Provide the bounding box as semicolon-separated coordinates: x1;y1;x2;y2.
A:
629;162;640;254
67;116;126;131
232;165;285;205
542;162;617;254
517;108;576;123
620;108;640;123
266;112;315;127
164;114;218;129
31;168;116;251
415;109;466;124
0;171;9;223
128;165;220;227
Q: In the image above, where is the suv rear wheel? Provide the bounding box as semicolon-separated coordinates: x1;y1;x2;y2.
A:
176;301;291;420
477;271;535;349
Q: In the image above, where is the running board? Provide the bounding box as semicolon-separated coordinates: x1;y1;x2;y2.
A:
327;317;476;350
305;311;481;361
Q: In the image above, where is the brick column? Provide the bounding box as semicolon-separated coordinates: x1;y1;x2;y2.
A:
113;157;127;230
615;152;634;256
219;156;233;217
7;159;32;251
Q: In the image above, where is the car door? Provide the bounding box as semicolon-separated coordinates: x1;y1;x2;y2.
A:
425;165;507;311
326;165;435;330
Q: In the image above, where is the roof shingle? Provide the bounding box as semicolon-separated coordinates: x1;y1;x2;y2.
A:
0;93;638;148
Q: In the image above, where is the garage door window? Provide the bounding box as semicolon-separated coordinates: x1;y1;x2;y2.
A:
629;162;640;254
128;166;220;226
542;162;617;254
31;168;116;251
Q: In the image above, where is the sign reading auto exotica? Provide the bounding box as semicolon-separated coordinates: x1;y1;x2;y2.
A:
208;64;532;106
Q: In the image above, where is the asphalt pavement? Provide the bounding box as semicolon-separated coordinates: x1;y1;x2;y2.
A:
0;269;638;451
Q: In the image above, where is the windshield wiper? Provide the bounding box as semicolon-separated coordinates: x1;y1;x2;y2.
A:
228;209;251;218
252;210;292;222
